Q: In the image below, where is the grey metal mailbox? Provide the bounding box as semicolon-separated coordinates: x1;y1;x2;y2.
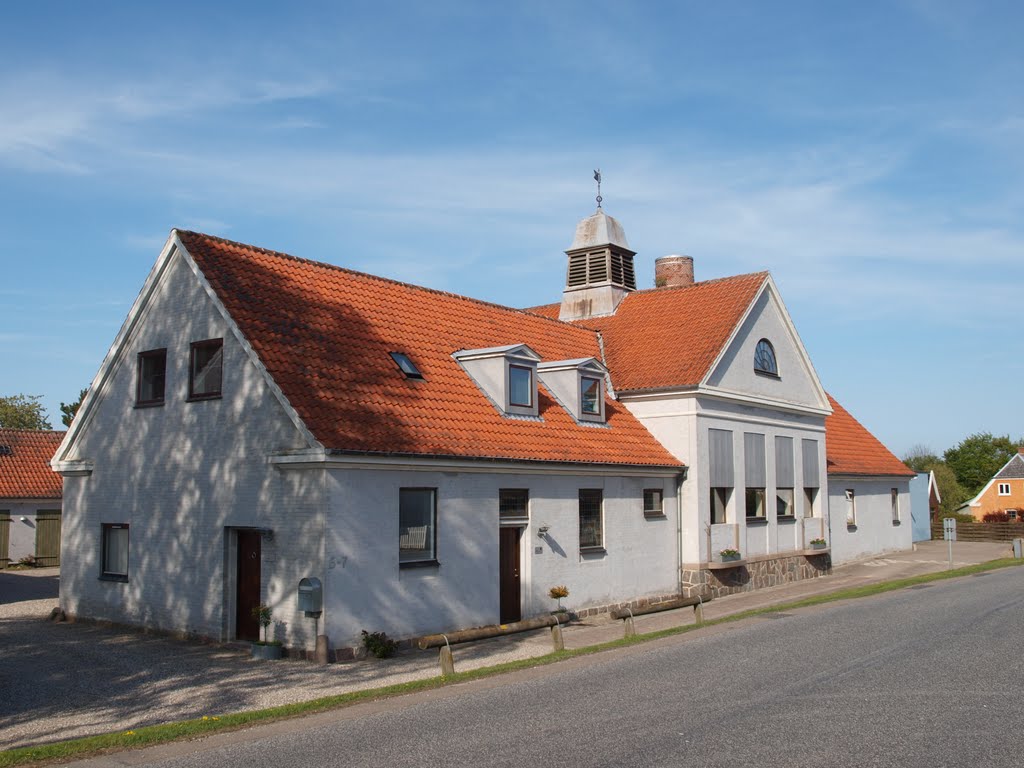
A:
298;577;322;616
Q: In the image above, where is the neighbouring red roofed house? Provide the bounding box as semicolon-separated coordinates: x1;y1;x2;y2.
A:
0;429;65;568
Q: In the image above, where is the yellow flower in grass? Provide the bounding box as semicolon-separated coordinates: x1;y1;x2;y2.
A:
124;731;136;736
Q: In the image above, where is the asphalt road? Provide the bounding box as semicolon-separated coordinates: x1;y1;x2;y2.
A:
75;566;1024;768
0;569;58;603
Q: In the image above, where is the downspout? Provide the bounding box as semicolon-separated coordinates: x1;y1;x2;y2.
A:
676;466;688;595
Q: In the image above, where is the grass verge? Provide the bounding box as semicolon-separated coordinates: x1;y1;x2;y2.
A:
3;556;1021;767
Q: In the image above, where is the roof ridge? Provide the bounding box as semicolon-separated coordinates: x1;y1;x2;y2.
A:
634;270;770;295
0;428;67;436
176;230;598;336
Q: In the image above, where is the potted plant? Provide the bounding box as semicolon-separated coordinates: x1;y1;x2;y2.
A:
549;585;569;613
251;603;283;660
719;548;741;562
809;538;827;550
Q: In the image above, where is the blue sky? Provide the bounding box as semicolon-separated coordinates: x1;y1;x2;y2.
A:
2;0;1021;456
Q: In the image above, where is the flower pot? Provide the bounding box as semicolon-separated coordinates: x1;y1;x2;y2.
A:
251;642;283;660
720;554;741;563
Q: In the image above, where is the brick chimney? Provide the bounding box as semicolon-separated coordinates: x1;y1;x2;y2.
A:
654;255;694;288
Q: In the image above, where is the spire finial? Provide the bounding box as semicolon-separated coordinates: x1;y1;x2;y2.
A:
593;168;603;209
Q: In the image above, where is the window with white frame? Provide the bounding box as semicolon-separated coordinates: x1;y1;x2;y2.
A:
845;489;857;527
508;365;534;408
101;523;129;580
399;488;436;566
643;488;664;518
579;489;603;551
710;487;730;525
709;428;734;525
891;488;900;523
580;376;601;415
998;483;1011;496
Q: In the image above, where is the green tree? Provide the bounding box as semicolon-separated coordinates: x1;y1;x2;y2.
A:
929;462;970;518
60;388;88;427
902;444;939;472
944;433;1022;496
0;394;53;430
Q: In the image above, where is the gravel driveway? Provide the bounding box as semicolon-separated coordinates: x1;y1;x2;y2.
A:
0;571;554;751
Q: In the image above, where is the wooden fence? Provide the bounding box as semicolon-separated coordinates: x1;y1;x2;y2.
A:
931;520;1024;542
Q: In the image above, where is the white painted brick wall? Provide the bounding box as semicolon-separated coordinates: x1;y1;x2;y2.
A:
60;251;322;648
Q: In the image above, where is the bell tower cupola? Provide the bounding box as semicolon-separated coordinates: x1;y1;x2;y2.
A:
558;174;636;321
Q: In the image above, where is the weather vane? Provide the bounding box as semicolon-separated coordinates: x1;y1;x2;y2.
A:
594;168;603;209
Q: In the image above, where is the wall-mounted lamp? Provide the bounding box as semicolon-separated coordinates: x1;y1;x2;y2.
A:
19;516;28;523
537;525;550;538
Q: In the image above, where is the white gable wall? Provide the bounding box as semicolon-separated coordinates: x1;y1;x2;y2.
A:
705;289;826;410
58;249;321;646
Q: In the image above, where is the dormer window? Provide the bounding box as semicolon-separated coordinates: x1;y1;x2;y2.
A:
581;376;601;415
537;357;608;424
754;339;778;377
453;344;541;418
390;352;424;379
509;365;534;407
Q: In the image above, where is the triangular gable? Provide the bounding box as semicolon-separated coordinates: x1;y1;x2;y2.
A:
702;276;830;413
966;452;1024;507
576;272;768;392
53;232;320;470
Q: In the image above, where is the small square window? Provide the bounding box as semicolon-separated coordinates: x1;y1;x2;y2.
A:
136;349;166;406
400;488;437;566
745;488;766;518
509;365;534;408
101;523;129;580
643;488;664;518
581;376;601;415
998;483;1011;496
499;489;529;524
189;339;223;400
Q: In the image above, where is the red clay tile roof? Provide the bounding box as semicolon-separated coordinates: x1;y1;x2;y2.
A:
0;430;65;499
177;231;683;469
825;395;914;477
529;274;768;392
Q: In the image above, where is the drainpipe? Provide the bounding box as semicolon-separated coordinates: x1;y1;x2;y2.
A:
676;467;688;595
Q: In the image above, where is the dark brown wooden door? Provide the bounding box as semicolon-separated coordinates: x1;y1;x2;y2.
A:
499;527;521;624
236;530;261;641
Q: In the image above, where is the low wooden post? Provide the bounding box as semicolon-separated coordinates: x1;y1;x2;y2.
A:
623;615;636;638
693;601;705;625
439;645;456;676
551;623;564;651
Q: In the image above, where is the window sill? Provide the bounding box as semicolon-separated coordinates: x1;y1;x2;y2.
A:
754;370;781;380
892;520;901;526
187;393;222;402
400;559;439;569
776;515;796;523
847;524;858;532
643;512;667;520
707;558;746;570
580;546;606;557
745;517;768;526
134;400;165;409
99;574;129;583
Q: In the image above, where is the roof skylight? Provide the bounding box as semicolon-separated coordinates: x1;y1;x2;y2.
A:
390;352;423;379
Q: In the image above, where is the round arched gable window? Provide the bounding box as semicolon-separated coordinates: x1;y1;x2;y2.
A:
754;339;778;376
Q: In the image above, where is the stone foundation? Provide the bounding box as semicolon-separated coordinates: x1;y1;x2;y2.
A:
680;552;831;599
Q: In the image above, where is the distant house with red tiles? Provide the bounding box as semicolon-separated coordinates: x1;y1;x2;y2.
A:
963;450;1024;521
52;206;911;654
1;429;65;568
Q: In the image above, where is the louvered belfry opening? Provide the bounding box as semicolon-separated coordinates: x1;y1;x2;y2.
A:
565;246;636;290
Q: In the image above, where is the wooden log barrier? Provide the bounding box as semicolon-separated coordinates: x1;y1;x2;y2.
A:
609;595;708;623
418;613;571;650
